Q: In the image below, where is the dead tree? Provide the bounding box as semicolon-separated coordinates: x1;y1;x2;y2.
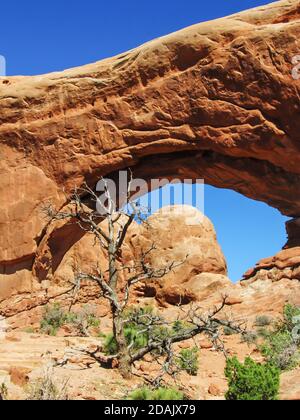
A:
45;175;246;379
45;175;185;377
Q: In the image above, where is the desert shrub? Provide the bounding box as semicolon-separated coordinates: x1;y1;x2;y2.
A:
104;307;196;356
26;368;68;400
103;333;118;355
223;326;237;336
240;331;258;345
123;305;154;319
172;320;193;335
256;327;271;339
104;306;166;355
127;386;185;400
176;347;199;376
40;303;100;337
40;303;67;336
225;357;280;401
85;313;101;328
255;315;272;327
73;305;100;328
125;326;149;349
104;326;149;356
151;387;185;400
127;387;152;400
0;383;8;400
65;305;101;336
281;304;300;333
260;330;299;371
259;304;300;371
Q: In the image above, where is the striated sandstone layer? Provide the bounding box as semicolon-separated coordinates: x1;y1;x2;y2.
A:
0;0;300;312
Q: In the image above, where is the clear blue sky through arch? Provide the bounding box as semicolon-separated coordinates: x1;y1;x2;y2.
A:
0;0;288;280
204;186;288;281
141;183;288;282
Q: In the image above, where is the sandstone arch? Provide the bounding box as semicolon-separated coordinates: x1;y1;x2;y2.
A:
0;0;300;313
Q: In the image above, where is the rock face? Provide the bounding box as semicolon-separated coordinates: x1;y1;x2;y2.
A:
131;205;229;305
0;205;230;324
0;0;300;309
243;246;300;283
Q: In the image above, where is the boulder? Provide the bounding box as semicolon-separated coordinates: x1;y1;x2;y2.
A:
131;205;228;305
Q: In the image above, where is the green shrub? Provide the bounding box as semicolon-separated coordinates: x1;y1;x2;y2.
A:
103;333;118;355
125;326;148;349
260;330;299;371
63;305;100;328
255;315;272;327
176;347;199;376
225;357;280;401
152;387;185;400
104;306;167;355
270;304;300;335
282;304;300;333
259;304;300;371
40;303;101;337
127;387;185;400
103;325;149;356
85;312;101;328
40;303;67;336
127;387;152;400
172;320;193;335
103;306;195;356
66;305;101;336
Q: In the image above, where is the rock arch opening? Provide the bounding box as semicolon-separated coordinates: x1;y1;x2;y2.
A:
129;178;289;282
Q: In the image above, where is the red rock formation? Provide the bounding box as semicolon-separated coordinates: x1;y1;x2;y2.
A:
0;0;300;311
131;205;229;305
243;246;300;282
0;205;230;324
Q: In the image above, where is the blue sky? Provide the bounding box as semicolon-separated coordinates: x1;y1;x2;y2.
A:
1;0;277;76
1;0;287;280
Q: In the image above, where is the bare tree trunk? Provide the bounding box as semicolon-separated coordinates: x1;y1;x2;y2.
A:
109;246;132;379
112;307;132;379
